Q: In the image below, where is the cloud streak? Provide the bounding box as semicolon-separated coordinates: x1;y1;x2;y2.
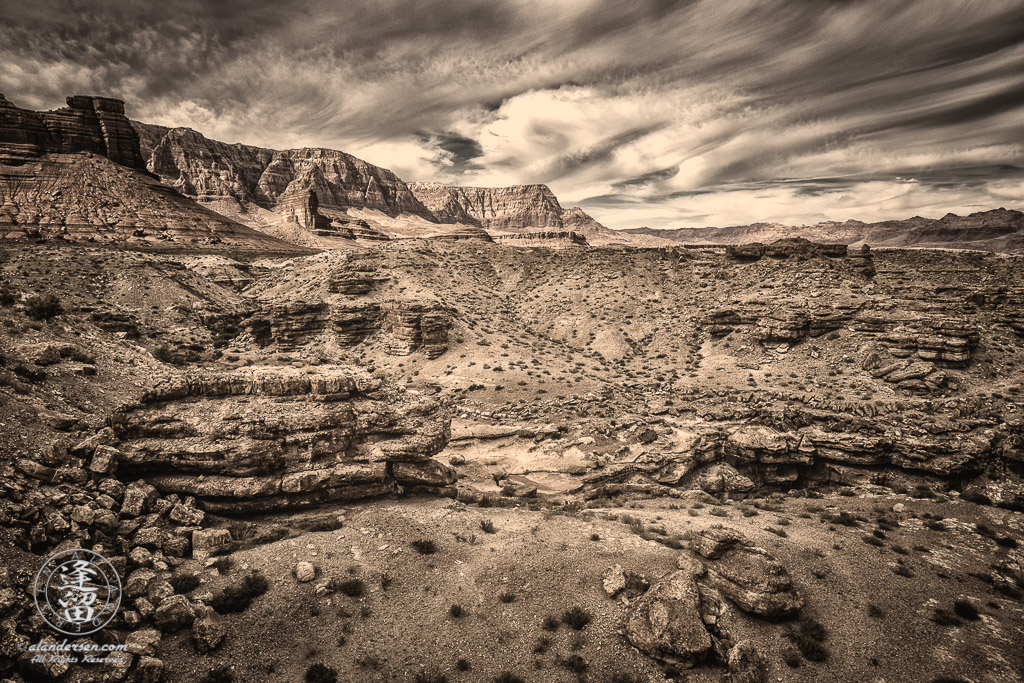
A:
1;0;1022;228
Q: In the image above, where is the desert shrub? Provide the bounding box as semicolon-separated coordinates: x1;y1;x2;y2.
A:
867;604;885;619
449;603;465;618
201;666;234;683
24;293;62;320
305;663;337;683
823;511;860;527
170;572;200;594
932;608;962;626
413;669;448;683
211;557;234;573
541;614;560;631
533;636;551;654
953;599;979;621
557;654;588;673
455;659;471;671
995;535;1019;549
498;591;516;603
480;520;496;534
561;606;592;630
0;282;16;306
782;645;803;667
924;519;946;532
786;617;829;662
911;485;935;499
211;572;269;613
766;526;788;538
994;583;1022;600
337;578;365;598
411;539;437;554
892;564;915;578
494;674;525;683
862;535;884;547
380;572;393;590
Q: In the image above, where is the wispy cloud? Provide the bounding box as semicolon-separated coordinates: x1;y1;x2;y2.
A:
1;0;1022;228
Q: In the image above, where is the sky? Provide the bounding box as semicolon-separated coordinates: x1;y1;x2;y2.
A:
1;0;1023;230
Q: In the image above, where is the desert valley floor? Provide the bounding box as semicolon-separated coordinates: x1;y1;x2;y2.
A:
0;238;1022;682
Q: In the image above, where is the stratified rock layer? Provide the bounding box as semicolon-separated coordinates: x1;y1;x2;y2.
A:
107;366;454;511
1;94;145;169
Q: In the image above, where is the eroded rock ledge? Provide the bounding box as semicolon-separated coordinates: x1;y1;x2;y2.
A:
101;366;454;512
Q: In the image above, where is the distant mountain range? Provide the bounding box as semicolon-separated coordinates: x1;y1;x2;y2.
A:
625;208;1024;252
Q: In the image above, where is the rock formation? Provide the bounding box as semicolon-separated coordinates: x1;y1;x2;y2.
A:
493;231;588;248
1;94;146;169
106;366;454;512
137;124;435;220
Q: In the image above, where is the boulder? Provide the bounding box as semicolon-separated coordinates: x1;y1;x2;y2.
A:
295;561;316;583
192;604;226;652
625;569;713;667
125;628;162;656
153;594;195;632
727;640;767;683
690;529;802;618
136;656;165;683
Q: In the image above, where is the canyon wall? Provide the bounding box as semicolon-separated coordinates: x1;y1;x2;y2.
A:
0;94;145;169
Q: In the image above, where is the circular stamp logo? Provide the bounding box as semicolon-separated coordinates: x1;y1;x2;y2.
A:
34;549;121;636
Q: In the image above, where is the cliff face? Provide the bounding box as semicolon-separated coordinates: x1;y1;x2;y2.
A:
136;123;435;219
0;94;145;169
0;94;304;253
133;119;631;243
440;184;566;231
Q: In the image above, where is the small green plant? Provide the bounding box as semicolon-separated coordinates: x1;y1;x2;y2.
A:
480;520;497;534
498;591;516;603
541;614;560;631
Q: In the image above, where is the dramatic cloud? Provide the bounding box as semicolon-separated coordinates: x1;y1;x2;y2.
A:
1;0;1022;228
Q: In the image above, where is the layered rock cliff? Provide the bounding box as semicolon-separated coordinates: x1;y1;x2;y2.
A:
1;94;145;169
136;123;436;220
135;121;627;243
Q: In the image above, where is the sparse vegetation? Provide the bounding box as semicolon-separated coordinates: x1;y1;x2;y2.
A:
561;606;592;630
412;539;437;554
211;572;269;613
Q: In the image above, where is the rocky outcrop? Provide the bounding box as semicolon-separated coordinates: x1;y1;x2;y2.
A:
625;563;713;667
406;181;481;225
106;366;454;511
494;231;588;248
689;528;803;618
246;299;451;358
1;94;145;169
727;238;848;261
